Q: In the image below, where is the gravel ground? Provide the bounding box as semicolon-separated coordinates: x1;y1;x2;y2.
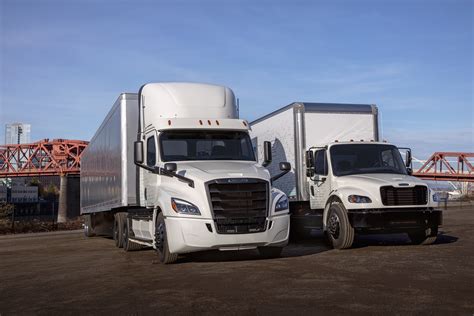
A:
0;207;473;315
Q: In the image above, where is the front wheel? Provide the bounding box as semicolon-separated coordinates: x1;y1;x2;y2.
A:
409;226;438;245
326;203;354;249
155;213;178;264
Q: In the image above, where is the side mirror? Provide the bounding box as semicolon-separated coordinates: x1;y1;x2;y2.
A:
279;162;291;171
263;141;272;167
405;150;412;168
306;150;314;168
406;167;413;175
134;141;144;164
164;163;177;173
306;150;315;177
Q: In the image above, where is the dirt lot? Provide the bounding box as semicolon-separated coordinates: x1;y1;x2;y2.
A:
1;207;473;315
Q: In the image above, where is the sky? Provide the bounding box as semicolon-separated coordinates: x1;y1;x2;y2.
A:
0;0;473;158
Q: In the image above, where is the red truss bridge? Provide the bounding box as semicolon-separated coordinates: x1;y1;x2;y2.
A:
412;152;474;182
0;139;88;177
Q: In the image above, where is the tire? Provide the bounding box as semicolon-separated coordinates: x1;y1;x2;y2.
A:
122;217;143;251
258;246;283;259
83;214;96;237
113;213;125;248
154;213;178;264
326;202;354;249
409;226;438;245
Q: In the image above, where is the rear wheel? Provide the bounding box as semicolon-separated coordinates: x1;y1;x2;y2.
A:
326;203;354;249
122;217;143;251
409;226;438;245
258;246;283;259
83;214;95;237
155;213;178;264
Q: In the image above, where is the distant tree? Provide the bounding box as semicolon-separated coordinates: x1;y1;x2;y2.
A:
43;184;59;200
29;177;45;197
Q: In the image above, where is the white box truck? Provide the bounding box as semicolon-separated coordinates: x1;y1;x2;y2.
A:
250;102;442;249
80;83;291;263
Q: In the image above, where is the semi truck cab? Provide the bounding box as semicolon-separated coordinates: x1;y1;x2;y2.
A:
81;83;291;263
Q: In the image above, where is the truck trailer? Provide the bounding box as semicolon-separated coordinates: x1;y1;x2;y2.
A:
250;102;442;249
80;83;291;263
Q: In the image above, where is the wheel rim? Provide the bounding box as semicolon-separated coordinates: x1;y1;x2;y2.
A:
327;212;340;239
156;222;165;252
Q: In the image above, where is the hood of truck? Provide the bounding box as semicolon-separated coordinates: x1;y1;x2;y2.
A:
333;173;431;209
337;173;427;187
175;161;271;183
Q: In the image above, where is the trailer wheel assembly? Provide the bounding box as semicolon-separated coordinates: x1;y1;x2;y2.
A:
327;203;354;249
155;213;178;264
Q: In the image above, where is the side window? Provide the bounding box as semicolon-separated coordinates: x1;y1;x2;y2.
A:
147;136;156;167
314;150;328;175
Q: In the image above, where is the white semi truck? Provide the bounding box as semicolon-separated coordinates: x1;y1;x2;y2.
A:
80;83;291;263
250;102;442;249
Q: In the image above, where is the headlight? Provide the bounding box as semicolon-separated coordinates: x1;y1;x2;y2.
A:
171;198;201;215
348;195;372;203
275;195;289;212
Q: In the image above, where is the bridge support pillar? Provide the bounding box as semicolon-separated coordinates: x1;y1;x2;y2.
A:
58;175;80;223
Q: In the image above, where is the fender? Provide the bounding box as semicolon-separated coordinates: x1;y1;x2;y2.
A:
322;186;374;230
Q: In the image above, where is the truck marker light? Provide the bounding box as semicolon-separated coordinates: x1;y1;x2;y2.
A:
216;120;220;125
207;120;211;125
168;120;171;126
335;140;339;142
242;121;247;127
350;139;354;142
360;139;364;142
199;120;203;125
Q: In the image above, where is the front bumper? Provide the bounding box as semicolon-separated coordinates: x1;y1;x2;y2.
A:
165;214;290;254
347;208;443;232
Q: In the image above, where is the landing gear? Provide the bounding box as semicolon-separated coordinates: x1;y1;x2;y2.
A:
83;214;96;237
113;213;126;248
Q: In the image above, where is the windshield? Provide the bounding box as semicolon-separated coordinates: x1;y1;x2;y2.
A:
159;130;255;162
330;144;408;176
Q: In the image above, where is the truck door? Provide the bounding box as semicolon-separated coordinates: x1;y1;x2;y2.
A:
309;149;330;209
144;132;158;207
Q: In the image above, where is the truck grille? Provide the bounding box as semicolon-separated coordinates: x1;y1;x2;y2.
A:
380;186;428;206
207;178;268;234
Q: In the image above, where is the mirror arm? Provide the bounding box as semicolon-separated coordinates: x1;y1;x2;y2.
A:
134;163;195;188
271;169;290;184
160;168;195;188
